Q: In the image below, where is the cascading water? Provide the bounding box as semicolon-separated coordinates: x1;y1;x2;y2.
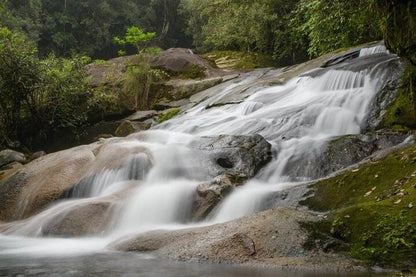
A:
0;45;404;256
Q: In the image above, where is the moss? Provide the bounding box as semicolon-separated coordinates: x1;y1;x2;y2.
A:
302;145;416;267
92;59;109;65
382;64;416;129
181;65;206;79
157;109;180;124
114;121;135;137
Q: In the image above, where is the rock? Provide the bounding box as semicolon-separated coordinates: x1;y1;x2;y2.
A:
190;134;272;179
95;134;113;140
0;145;98;221
192;174;246;220
112;208;357;270
125;110;158;122
152;98;190;111
0;149;26;168
115;120;151;137
364;58;406;131
31;151;46;160
41;200;116;237
150;48;210;75
281;130;409;179
161;78;223;101
189;69;272;108
86;55;138;87
0;173;28;220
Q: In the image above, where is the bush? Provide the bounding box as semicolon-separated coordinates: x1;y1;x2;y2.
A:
0;27;91;149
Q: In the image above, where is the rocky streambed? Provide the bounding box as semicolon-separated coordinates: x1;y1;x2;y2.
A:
0;42;415;275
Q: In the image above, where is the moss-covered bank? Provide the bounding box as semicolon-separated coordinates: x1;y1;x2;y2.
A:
302;144;416;268
382;64;416;130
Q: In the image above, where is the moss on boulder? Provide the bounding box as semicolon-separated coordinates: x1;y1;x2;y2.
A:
302;144;416;267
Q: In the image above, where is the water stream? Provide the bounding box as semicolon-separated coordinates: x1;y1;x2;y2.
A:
0;45;403;275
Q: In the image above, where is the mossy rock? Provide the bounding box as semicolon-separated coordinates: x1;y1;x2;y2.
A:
381;64;416;130
157;109;180;124
115;120;151;137
302;144;416;267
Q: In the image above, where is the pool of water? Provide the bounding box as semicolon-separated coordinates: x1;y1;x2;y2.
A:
0;251;387;277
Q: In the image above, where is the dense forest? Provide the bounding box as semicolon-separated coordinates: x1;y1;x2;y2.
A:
0;0;385;61
0;0;415;150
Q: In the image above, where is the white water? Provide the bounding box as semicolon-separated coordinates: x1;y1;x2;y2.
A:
0;45;400;255
359;44;389;56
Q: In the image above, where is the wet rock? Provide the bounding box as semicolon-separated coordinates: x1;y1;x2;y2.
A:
187;134;272;181
364;57;406;131
155;77;223;103
153;99;190;111
261;184;310;211
0;173;28;221
115;120;151;137
281;130;409;179
41;200;116;237
125;110;158;122
112;208;358;270
0;145;98;221
0;149;26;168
192;173;247;220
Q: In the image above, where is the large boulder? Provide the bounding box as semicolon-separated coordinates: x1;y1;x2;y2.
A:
150;48;210;75
190;134;272;179
0;149;26;168
40;199;116;237
112;207;359;271
0;145;99;221
281;130;410;179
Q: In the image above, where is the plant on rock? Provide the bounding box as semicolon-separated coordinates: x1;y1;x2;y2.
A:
115;26;168;111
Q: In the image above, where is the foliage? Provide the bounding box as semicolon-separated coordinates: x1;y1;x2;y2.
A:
2;0;190;59
181;0;306;65
0;27;42;146
115;26;168;111
0;27;90;149
182;65;206;79
114;26;156;53
296;0;382;57
372;0;416;65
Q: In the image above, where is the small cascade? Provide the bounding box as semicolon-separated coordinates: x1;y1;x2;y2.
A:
115;180;198;235
359;44;389;56
65;153;152;198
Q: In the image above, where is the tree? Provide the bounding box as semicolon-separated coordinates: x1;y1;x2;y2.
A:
0;27;91;148
114;26;166;110
373;0;416;65
0;27;41;146
296;0;382;57
114;26;156;55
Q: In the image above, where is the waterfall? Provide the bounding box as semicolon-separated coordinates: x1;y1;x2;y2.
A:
0;45;402;253
359;44;389;57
